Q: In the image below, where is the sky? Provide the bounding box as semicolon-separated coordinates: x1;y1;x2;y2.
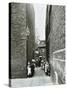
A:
33;4;46;42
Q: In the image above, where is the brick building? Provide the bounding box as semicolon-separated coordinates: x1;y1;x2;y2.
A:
26;4;35;63
9;3;35;79
38;40;46;58
45;5;65;84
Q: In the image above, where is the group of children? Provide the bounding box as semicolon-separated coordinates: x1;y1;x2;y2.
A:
27;59;50;77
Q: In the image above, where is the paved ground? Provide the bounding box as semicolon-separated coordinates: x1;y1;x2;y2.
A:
11;67;53;87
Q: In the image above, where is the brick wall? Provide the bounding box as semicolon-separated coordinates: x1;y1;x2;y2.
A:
46;5;65;84
10;3;35;79
26;4;35;62
10;3;27;78
49;6;65;53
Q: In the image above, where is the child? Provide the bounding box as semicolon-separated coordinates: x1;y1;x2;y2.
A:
27;62;31;77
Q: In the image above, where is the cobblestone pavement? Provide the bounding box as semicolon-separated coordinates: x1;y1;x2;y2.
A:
11;67;53;87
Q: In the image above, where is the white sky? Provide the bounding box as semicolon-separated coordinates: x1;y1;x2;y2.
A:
33;4;46;41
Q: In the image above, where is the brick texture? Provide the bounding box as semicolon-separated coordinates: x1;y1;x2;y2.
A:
10;3;35;79
46;5;65;84
11;3;27;78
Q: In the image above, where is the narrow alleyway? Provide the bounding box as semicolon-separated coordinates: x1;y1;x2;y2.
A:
34;67;46;77
11;67;53;87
